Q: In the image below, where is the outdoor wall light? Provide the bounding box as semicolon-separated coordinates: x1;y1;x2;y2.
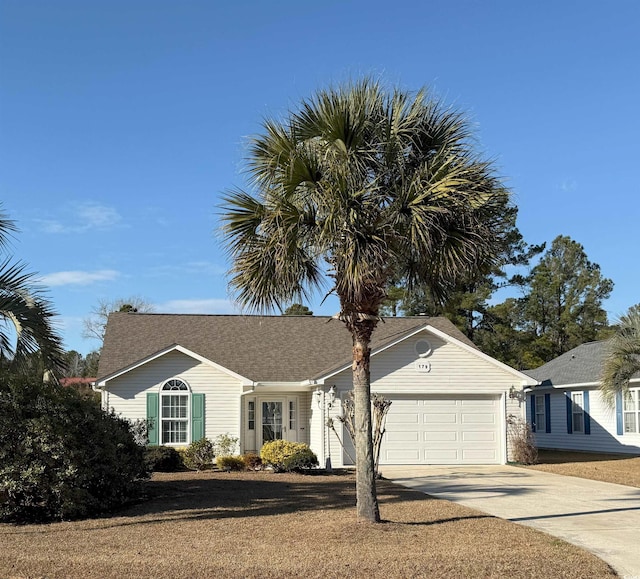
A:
327;385;336;408
509;385;525;402
314;387;322;408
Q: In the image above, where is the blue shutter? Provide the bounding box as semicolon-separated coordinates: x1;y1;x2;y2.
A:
544;393;551;433
147;392;159;446
616;391;624;435
566;393;573;434
584;391;591;435
530;395;536;432
191;393;205;442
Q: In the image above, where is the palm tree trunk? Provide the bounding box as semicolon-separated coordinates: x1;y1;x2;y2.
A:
352;324;381;523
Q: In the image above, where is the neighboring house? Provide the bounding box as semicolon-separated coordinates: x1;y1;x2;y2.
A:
524;341;640;455
95;313;537;466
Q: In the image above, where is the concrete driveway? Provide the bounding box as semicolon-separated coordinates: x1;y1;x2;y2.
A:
380;465;640;577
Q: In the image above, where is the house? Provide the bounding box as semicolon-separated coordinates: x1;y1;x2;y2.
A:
524;341;640;455
95;313;537;466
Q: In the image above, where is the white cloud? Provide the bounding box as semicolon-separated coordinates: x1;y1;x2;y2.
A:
37;202;123;234
560;179;578;192
40;269;120;287
77;202;122;229
155;298;237;314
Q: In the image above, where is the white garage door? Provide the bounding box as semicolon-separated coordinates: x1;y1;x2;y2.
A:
379;395;502;465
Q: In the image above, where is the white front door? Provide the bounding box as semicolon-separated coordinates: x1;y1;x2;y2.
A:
261;400;284;445
259;397;299;447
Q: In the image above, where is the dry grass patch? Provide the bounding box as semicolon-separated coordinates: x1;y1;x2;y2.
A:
0;470;615;579
524;450;640;487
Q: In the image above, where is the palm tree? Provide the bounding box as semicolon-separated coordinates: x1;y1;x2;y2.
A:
601;306;640;408
0;205;64;377
221;79;513;522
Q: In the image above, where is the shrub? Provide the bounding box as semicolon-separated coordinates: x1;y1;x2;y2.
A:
144;446;184;472
212;433;239;456
240;452;262;470
260;440;318;472
183;437;215;470
216;455;245;471
507;414;538;465
0;379;150;523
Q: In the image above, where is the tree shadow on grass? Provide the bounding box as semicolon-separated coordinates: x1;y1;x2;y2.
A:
75;470;441;530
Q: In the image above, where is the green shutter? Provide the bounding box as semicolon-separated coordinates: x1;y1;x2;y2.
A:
147;392;159;446
191;393;205;442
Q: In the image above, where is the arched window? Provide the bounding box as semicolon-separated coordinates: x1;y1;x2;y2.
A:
161;378;190;444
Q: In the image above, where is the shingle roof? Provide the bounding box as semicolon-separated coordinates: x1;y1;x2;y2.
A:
525;341;607;386
98;313;476;383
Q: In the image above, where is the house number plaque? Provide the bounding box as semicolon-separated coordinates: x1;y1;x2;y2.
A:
414;361;432;373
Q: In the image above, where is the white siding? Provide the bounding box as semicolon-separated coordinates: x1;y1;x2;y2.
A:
325;332;521;466
528;388;640;454
105;350;242;443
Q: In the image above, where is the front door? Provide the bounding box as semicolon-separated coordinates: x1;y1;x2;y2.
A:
261;400;284;445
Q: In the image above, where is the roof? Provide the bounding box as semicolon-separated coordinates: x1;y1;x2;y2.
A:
524;341;640;387
97;313;477;383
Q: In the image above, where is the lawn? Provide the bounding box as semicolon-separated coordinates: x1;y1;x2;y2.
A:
0;470;615;579
524;450;640;487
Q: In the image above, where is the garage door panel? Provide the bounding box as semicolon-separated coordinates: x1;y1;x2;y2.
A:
425;449;459;461
424;413;457;423
387;412;419;424
424;431;457;442
461;399;496;407
385;449;420;461
463;449;498;461
379;395;502;465
461;413;496;424
387;431;419;442
462;431;496;442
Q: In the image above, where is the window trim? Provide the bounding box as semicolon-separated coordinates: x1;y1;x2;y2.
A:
160;378;191;446
571;392;584;434
248;399;255;431
534;394;545;433
623;388;640;434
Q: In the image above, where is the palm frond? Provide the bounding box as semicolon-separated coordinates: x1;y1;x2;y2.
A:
220;79;512;318
0;257;65;373
601;309;640;407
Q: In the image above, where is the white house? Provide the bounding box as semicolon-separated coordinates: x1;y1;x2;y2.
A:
524;341;640;455
95;313;537;466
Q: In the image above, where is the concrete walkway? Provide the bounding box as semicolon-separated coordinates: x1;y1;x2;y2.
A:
380;465;640;578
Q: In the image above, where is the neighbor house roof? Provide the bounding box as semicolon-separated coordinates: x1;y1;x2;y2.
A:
97;313;476;383
524;341;640;388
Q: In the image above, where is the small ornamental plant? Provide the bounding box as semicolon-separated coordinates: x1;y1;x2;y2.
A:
260;440;318;472
183;438;215;470
240;452;262;470
216;455;245;471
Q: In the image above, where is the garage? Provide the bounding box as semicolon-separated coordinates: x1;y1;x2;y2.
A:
378;394;503;465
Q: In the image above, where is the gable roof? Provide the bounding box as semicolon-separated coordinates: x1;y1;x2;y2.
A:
97;313;477;383
525;341;640;387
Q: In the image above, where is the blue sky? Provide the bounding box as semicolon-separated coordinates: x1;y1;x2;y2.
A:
1;0;639;355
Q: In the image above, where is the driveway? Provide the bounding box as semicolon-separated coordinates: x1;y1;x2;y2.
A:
380;465;640;578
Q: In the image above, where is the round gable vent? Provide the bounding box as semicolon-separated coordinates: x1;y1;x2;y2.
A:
415;339;432;358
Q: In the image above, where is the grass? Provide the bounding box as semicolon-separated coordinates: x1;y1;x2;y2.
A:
0;470;616;579
523;449;640;487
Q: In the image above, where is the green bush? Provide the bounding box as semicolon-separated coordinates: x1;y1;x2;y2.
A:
260;440;318;472
216;455;245;471
144;446;184;472
0;379;150;523
240;452;262;470
183;437;215;470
